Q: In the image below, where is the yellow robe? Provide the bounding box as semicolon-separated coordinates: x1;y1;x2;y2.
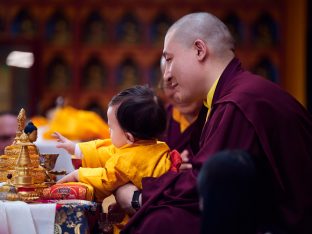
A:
43;106;110;141
172;107;192;133
78;139;171;201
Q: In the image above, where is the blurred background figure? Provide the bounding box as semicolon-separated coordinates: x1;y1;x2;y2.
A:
158;57;206;170
32;95;110;142
42;105;109;141
0;112;17;155
159;77;204;153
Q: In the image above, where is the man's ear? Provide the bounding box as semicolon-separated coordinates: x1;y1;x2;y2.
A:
194;39;207;61
125;132;135;144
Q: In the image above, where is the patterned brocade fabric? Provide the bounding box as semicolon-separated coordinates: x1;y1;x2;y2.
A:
54;200;100;234
42;182;94;201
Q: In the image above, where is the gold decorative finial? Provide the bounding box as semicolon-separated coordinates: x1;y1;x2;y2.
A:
14;108;27;144
17;108;26;132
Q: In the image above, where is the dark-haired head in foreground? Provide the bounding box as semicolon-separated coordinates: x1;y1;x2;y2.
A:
197;150;258;234
197;150;286;234
107;85;166;147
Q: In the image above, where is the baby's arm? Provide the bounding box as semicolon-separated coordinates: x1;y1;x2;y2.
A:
57;169;79;183
52;132;75;155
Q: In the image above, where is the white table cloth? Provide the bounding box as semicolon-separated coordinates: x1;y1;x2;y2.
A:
0;201;56;234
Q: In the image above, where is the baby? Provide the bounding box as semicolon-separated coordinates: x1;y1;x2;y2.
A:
54;85;178;202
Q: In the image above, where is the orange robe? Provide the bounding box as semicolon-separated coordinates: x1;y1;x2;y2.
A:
43;106;110;141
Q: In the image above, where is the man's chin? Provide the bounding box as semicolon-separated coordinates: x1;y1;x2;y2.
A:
173;94;183;103
174;92;193;104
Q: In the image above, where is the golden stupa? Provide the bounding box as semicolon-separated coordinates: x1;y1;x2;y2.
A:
0;108;46;185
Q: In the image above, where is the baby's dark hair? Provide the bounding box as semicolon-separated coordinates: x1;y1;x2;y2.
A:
109;85;167;140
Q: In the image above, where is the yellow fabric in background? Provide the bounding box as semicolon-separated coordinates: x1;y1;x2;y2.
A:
31;116;49;127
43;106;110;141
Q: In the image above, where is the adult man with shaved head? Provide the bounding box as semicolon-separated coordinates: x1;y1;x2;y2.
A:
117;12;312;234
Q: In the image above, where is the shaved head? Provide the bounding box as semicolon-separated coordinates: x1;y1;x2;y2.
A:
167;12;235;58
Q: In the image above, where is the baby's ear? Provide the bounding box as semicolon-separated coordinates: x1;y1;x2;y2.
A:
125;132;135;144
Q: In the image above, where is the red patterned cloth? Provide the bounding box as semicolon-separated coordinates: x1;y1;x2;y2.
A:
42;182;94;201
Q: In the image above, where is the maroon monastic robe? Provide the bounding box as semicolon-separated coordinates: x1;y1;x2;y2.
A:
161;104;207;157
122;58;312;234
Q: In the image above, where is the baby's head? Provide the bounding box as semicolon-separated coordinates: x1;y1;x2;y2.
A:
107;85;167;147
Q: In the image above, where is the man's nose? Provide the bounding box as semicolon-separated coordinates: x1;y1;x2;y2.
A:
163;68;173;87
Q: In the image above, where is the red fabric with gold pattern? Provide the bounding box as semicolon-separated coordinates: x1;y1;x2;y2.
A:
42;182;94;200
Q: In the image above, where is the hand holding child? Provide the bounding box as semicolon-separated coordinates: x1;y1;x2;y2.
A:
179;150;192;172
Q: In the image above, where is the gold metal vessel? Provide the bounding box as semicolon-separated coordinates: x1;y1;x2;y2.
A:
0;108;61;201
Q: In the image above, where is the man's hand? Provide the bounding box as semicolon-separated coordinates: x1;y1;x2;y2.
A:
114;183;139;216
179;150;192;172
57;169;79;183
52;132;75;155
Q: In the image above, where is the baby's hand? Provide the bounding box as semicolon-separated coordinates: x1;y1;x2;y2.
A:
179;150;192;172
52;132;75;155
57;170;79;183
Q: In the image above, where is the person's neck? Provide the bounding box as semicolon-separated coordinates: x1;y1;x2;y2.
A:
205;54;234;91
183;110;200;123
133;139;157;145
